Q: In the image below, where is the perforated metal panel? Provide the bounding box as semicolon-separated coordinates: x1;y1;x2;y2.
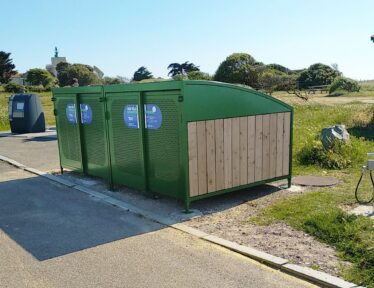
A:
55;95;82;171
79;94;109;179
144;93;181;198
107;93;145;190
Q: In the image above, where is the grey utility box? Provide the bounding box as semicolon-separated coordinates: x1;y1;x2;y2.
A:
8;94;46;134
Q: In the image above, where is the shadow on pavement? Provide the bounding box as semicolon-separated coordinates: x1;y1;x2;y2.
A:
0;174;164;261
22;136;57;142
59;170;283;220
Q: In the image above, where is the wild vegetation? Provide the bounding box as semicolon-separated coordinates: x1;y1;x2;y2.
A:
0;49;364;97
251;102;374;287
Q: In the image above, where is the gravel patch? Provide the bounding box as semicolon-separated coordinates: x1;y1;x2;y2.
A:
187;184;350;276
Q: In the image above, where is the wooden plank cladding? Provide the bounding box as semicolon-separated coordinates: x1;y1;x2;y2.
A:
188;112;291;197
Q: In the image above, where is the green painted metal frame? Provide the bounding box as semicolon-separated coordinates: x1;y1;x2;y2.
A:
52;93;84;173
53;81;293;212
52;95;67;174
104;91;148;192
53;86;110;183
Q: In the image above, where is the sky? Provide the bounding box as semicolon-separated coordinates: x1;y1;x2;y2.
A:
1;0;374;80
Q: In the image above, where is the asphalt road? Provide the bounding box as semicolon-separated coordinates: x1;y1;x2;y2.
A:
0;161;317;288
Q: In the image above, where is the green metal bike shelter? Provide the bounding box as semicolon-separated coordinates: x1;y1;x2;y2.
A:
53;81;293;210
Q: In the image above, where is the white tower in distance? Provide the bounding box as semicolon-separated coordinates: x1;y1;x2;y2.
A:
46;47;67;77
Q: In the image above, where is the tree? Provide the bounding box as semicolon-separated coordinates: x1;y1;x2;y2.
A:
186;71;212;80
214;53;264;87
103;76;125;85
167;61;199;77
0;51;16;83
297;63;341;89
56;61;70;74
26;68;55;87
132;66;153;81
56;62;71;86
167;63;182;77
67;64;101;86
56;62;101;86
266;63;291;74
329;77;360;94
257;71;283;94
182;62;199;74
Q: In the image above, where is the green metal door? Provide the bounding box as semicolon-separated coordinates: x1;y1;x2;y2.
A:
106;92;146;190
54;94;83;171
144;91;182;199
79;93;109;180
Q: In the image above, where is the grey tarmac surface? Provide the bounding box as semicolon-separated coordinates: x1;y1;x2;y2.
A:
0;161;317;288
0;131;59;172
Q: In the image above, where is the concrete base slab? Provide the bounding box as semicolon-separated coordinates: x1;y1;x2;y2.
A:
0;128;56;138
349;205;374;218
287;185;305;193
76;178;99;187
169;209;203;221
293;176;339;187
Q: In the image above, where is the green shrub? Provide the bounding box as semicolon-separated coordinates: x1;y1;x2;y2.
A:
26;85;45;92
187;71;212;80
329;77;360;94
214;53;264;87
4;82;24;93
298;63;341;89
25;68;55;87
298;138;364;169
44;82;59;91
172;74;187;80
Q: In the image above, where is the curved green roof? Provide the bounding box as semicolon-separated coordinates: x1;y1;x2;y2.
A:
53;80;292;121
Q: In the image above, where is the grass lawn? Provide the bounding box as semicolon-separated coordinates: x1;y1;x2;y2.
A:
0;87;55;131
251;103;374;287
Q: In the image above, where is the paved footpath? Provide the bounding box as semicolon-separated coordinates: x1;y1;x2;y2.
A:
0;161;317;288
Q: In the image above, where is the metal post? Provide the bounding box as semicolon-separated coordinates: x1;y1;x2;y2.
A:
101;88;114;191
138;92;149;194
75;93;86;174
288;109;294;188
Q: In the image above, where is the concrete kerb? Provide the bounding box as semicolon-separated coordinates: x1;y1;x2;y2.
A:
202;234;288;268
281;264;358;288
0;155;26;169
0;155;362;288
74;185;111;200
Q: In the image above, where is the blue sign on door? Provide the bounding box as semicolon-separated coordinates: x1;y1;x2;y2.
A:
80;104;92;124
144;104;162;129
124;104;139;128
66;103;77;124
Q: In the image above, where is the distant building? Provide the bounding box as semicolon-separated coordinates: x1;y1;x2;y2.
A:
10;73;27;85
46;47;67;77
93;66;104;79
